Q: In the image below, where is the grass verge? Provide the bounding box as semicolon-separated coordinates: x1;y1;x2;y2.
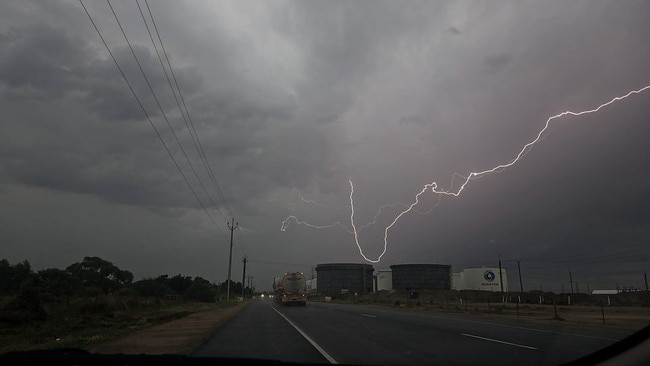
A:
0;300;237;354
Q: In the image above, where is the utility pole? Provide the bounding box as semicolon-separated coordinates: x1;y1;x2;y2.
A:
241;256;248;299
517;261;523;294
226;218;238;303
569;270;574;295
498;255;504;293
644;271;648;291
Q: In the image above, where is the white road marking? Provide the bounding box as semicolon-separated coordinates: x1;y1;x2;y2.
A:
421;314;620;342
477;322;620;342
270;304;338;364
461;333;538;349
361;313;377;318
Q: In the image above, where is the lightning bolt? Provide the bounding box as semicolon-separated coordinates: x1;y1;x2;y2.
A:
350;180;440;263
282;189;353;232
287;85;650;263
356;197;442;233
432;85;650;198
356;203;407;232
294;189;329;208
280;215;353;233
289;188;350;211
282;198;438;234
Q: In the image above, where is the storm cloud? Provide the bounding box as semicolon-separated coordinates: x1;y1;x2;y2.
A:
1;0;649;292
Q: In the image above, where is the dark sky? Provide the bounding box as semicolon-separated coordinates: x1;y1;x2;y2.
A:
1;0;648;292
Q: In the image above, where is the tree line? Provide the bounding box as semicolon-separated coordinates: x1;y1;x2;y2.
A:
0;257;251;325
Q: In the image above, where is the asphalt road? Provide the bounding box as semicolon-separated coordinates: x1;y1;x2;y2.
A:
192;299;631;365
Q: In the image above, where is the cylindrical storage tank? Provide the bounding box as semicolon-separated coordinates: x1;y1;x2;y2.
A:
390;264;451;290
315;263;374;297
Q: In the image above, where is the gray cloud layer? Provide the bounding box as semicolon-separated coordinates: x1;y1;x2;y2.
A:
1;0;648;291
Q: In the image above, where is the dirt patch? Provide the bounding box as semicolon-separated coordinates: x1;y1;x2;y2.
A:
85;303;247;355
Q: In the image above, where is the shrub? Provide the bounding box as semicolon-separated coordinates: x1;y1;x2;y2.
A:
78;301;112;316
185;279;216;303
0;289;47;325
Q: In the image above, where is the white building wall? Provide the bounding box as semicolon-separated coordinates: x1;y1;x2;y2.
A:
376;269;392;291
306;278;317;292
451;273;462;290
452;268;508;292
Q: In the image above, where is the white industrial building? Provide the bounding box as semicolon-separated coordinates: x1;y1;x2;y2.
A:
452;267;508;292
374;269;393;291
306;278;317;295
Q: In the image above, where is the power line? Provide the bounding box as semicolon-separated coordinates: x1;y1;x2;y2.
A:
79;0;226;240
518;246;649;266
143;0;234;219
135;0;233;221
497;242;648;265
106;0;231;226
247;259;313;268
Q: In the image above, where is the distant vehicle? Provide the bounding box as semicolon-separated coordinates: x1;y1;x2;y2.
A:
273;272;307;306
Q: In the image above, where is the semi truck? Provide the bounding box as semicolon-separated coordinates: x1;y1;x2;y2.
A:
273;272;307;306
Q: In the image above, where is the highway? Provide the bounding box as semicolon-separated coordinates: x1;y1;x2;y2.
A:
192;299;628;365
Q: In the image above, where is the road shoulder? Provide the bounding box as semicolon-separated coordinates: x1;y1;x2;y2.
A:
85;303;247;355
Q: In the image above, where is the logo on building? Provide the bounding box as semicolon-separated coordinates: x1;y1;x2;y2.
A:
483;270;496;282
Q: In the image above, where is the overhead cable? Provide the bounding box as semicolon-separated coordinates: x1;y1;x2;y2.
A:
79;0;227;240
143;0;234;219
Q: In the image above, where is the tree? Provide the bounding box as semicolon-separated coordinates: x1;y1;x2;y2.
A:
185;277;216;303
0;259;34;295
132;279;173;301
33;268;82;300
0;288;46;325
66;257;133;294
216;280;242;299
163;274;194;295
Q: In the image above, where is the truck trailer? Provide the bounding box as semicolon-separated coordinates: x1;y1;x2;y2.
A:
273;272;307;306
